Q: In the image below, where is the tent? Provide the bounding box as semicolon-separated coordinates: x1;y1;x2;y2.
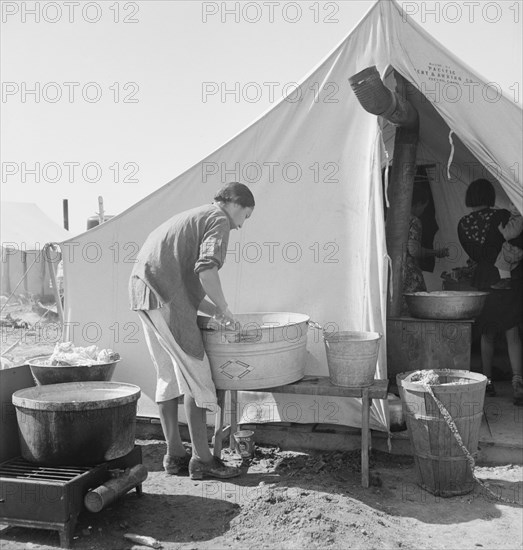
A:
1;202;68;300
60;0;522;432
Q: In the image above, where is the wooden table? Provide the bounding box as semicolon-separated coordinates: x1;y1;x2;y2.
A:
213;376;389;487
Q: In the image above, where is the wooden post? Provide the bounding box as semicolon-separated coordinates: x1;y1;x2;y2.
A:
44;244;64;324
349;68;419;318
230;390;238;452
39;249;47;297
361;388;370;488
21;252;29;294
385;75;419;317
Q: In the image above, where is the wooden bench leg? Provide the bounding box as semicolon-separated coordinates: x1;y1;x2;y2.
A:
230;390;238;452
213;389;226;458
361;388;370;488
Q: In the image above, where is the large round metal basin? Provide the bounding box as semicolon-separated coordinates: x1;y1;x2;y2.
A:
27;355;120;385
12;382;140;465
199;312;309;390
404;291;488;320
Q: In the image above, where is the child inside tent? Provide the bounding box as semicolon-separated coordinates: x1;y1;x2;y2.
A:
492;201;523;290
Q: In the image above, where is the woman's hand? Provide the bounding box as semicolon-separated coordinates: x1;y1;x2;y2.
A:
434;247;450;258
199;267;233;324
213;306;235;327
417;246;449;259
498;222;510;240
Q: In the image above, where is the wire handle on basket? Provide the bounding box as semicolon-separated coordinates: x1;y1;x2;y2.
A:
308;320;323;330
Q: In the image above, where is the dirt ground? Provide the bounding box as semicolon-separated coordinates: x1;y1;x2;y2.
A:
1;441;522;550
1;299;523;550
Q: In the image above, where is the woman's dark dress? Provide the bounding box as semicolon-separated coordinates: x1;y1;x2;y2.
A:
458;207;521;333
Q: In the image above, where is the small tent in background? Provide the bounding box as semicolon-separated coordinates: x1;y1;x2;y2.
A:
59;0;522;432
0;202;68;300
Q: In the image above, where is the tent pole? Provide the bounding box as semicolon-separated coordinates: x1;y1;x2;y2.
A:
349;67;419;317
385;100;419;317
40;251;47;297
44;244;64;324
21;252;29;294
98;196;105;225
63;199;69;230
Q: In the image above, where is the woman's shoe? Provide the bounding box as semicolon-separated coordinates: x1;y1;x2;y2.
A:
189;456;241;480
485;379;497;397
163;451;191;475
490;279;511;290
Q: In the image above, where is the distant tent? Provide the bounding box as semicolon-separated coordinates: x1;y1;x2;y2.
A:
59;0;521;431
1;202;68;299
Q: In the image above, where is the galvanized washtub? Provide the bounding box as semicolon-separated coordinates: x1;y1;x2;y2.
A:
404;291;488;320
12;382;140;465
199;312;309;390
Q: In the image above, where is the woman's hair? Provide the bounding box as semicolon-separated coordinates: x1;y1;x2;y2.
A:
214;182;255;208
465;178;495;207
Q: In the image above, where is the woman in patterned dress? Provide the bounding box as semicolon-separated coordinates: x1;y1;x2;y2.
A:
458;179;523;405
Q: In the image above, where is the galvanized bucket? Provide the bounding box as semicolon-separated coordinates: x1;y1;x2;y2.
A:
323;331;381;387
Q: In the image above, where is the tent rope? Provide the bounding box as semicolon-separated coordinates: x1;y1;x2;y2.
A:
447;130;455;179
379;128;391;208
386;254;394;302
422;382;518;504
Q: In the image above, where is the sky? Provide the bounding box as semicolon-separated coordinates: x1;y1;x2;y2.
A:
1;0;522;236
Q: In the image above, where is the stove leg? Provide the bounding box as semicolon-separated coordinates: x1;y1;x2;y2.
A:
59;517;76;548
136;483;143;497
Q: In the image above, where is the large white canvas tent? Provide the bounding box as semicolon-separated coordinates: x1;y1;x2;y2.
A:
1;202;68;299
60;0;522;432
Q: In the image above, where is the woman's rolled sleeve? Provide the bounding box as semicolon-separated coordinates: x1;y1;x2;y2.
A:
194;218;229;274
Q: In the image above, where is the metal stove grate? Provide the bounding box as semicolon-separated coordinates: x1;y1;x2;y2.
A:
0;457;91;482
0;446;142;548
